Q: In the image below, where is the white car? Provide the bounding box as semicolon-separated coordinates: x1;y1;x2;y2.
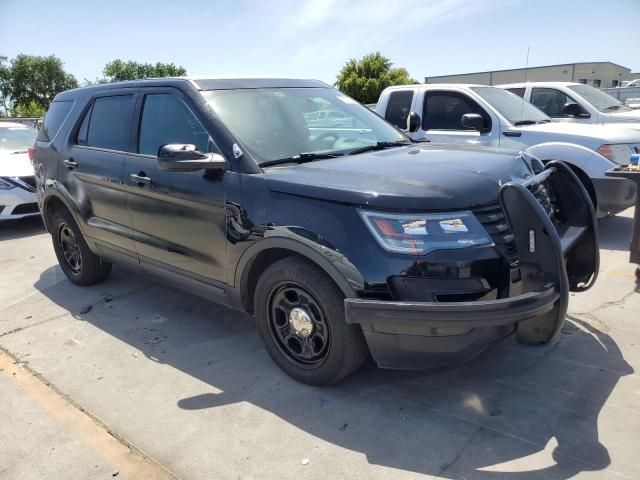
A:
498;82;640;129
376;84;639;216
0;122;39;220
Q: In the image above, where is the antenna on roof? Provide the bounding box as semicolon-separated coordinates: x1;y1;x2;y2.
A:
519;46;530;123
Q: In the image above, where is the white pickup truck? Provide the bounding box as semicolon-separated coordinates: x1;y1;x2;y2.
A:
376;84;639;216
498;82;640;129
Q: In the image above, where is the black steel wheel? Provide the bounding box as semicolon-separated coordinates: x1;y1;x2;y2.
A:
50;208;112;286
255;256;369;385
58;223;82;273
268;282;331;368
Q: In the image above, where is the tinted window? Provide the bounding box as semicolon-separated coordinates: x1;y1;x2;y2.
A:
37;100;73;142
530;88;577;117
385;91;413;129
85;95;133;151
423;91;490;130
506;87;525;98
138;94;209;156
471;87;549;125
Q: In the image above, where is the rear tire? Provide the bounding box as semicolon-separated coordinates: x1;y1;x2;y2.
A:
50;208;112;286
254;256;368;385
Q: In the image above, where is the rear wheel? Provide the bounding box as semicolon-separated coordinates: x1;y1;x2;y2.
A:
50;208;112;286
254;256;368;385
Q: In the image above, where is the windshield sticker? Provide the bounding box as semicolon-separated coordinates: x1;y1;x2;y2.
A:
440;219;468;233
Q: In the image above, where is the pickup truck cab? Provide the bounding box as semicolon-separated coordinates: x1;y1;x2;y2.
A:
376;84;639;216
498;82;640;129
34;77;598;385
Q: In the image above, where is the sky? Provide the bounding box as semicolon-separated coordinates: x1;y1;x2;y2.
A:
1;0;639;85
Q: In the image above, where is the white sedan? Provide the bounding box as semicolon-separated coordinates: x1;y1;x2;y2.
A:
0;122;39;220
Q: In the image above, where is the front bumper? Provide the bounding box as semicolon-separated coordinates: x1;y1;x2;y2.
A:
345;162;599;369
592;176;636;216
0;188;39;220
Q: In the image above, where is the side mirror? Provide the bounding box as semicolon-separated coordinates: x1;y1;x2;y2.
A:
157;144;226;171
461;113;486;131
407;112;422;132
562;102;590;118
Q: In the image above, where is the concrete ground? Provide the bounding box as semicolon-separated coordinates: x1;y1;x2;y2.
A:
0;210;638;480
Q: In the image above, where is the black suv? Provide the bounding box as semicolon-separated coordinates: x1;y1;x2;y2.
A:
34;78;599;385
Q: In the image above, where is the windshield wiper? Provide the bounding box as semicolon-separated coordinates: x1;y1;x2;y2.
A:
513;120;538;126
603;105;625;111
348;141;411;156
260;152;342;167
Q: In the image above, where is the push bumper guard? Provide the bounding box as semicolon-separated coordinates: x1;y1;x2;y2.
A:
345;161;599;369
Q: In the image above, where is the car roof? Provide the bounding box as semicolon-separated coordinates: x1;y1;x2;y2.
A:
54;77;331;101
385;83;486;91
497;81;582;88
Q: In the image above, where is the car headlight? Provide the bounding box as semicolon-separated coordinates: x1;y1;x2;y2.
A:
596;144;635;165
358;209;493;255
0;177;16;190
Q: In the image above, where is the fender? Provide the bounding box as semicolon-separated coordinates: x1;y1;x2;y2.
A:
233;229;366;302
524;142;614;179
40;183;86;235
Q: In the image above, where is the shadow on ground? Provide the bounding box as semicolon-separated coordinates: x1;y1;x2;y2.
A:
0;216;45;241
598;215;633;251
34;266;633;479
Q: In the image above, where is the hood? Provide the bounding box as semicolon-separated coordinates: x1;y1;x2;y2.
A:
0;150;34;177
518;121;640;144
263;145;532;210
608;108;640;122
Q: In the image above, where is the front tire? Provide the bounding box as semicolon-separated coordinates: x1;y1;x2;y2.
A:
50;208;112;286
254;256;368;385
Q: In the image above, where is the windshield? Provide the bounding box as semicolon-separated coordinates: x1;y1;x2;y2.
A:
567;84;630;112
202;87;408;164
0;125;37;152
471;86;550;125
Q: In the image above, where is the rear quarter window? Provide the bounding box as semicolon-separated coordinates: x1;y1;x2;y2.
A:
37;100;74;142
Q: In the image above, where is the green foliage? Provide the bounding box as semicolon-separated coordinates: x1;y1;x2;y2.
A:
5;54;78;113
102;60;187;82
335;52;417;104
13;100;46;117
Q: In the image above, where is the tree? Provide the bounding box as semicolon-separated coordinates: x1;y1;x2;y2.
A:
102;60;187;82
0;56;11;116
6;54;78;113
335;52;417;104
13;100;45;117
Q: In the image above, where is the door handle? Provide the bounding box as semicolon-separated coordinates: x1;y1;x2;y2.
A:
63;158;78;169
129;172;152;186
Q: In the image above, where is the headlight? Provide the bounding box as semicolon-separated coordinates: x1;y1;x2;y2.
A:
596;144;635;165
0;177;16;190
358;210;493;255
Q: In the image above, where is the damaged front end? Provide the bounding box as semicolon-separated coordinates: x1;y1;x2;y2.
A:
345;160;599;368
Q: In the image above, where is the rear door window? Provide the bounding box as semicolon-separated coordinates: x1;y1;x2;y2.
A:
37;100;74;142
385;91;413;129
506;87;526;98
423;91;490;130
82;95;134;151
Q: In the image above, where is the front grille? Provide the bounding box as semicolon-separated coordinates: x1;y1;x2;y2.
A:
12;202;39;215
475;181;556;265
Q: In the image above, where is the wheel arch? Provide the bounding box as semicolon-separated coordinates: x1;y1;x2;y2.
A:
41;191;79;234
234;236;364;314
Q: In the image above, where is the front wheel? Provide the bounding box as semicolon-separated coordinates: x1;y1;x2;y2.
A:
254;256;368;385
50;208;112;286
